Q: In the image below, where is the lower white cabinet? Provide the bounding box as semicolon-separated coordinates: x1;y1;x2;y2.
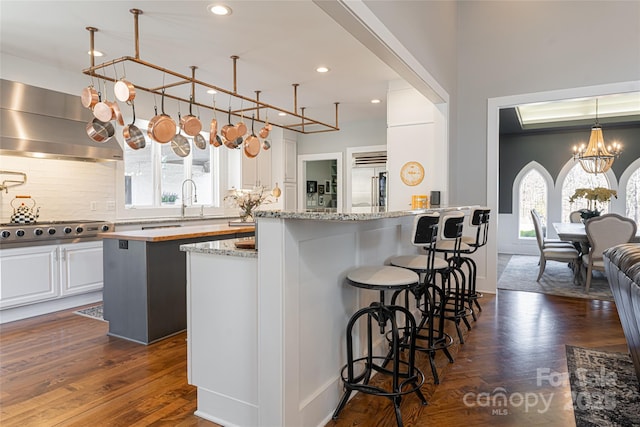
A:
0;241;103;309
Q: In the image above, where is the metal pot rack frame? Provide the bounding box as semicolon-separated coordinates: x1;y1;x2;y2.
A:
82;9;339;135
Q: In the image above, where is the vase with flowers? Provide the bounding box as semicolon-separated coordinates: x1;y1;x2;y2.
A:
225;186;272;222
568;187;617;221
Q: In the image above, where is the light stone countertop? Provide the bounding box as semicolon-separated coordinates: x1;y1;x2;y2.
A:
180;237;257;258
254;205;476;221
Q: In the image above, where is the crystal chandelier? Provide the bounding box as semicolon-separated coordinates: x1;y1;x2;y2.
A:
572;99;622;174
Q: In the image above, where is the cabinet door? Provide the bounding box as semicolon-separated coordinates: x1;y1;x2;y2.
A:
242;148;272;188
283;139;296;183
0;245;59;309
284;182;297;210
60;241;103;296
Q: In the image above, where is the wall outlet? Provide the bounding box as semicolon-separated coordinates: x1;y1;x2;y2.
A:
90;201;97;211
106;201;115;211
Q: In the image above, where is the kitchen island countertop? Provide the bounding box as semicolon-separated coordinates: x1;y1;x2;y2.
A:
99;223;254;242
180;237;257;258
255;205;476;221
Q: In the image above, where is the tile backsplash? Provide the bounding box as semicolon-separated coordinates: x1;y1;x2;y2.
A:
0;155;117;223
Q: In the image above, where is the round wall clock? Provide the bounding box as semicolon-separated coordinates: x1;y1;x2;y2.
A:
400;161;425;186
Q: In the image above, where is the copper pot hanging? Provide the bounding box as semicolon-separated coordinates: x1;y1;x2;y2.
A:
148;89;176;143
123;103;146;150
180;96;202;137
114;78;136;103
81;85;99;110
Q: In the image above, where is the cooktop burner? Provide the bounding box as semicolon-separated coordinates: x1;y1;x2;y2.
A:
0;220;114;246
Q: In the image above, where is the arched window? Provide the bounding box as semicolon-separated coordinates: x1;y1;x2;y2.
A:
561;163;609;221
519;169;547;238
626;167;640;224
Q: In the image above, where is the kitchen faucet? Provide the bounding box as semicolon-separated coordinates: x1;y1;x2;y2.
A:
181;179;198;217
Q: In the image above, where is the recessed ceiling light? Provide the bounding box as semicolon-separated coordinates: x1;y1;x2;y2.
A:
278;112;287;117
206;89;217;95
371;99;381;104
87;50;104;57
316;66;330;73
208;4;232;16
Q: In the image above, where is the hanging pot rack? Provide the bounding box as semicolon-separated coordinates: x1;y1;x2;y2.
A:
82;9;339;134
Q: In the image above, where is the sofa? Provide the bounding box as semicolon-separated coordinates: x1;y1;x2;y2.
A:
603;243;640;385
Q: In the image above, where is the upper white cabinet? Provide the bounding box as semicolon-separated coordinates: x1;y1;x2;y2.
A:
242;148;272;189
283;139;296;183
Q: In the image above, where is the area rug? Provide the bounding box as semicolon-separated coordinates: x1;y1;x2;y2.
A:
566;345;640;426
73;304;105;322
497;255;612;301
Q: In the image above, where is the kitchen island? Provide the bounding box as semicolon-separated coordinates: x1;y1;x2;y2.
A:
101;223;254;344
181;208;475;427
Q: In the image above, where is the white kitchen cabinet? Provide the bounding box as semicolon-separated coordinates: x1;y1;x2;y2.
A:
283;138;296;182
242;148;272;189
0;245;59;308
284;182;297;210
60;241;104;296
0;241;103;309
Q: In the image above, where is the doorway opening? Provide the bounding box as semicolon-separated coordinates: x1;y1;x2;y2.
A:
298;152;343;211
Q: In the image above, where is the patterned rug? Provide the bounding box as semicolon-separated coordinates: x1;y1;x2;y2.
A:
73;304;105;322
497;255;612;301
566;345;640;426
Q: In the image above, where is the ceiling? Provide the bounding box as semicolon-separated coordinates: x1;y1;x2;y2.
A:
0;1;400;130
500;93;640;135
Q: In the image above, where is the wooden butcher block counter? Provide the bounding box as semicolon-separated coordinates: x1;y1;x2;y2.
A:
100;223;254;344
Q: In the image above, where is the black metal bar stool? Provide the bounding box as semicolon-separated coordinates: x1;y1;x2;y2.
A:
388;212;455;384
332;265;428;427
436;207;491;321
431;210;472;344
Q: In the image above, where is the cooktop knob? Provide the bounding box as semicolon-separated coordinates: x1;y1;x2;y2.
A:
16;229;25;237
76;226;84;233
48;228;56;235
1;230;10;238
64;227;72;234
34;228;44;236
101;224;110;232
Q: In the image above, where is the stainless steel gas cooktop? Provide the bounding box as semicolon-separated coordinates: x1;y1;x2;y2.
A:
0;220;113;247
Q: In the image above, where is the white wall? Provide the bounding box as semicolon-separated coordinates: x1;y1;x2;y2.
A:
455;1;640;205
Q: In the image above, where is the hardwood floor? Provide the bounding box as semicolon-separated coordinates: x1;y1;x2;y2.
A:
0;290;627;427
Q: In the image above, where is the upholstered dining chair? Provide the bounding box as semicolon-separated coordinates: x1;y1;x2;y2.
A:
531;209;576;249
531;210;580;281
583;213;638;292
569;211;583;223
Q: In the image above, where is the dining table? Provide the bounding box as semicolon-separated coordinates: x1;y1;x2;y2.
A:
553;222;640;244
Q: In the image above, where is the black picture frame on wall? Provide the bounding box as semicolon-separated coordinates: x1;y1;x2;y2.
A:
318;185;325;195
325;181;331;194
307;180;317;193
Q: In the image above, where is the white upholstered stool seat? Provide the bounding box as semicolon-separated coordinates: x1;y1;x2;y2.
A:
346;265;420;289
390;254;449;272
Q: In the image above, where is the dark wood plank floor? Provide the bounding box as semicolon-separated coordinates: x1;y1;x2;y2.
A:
0;290;627;426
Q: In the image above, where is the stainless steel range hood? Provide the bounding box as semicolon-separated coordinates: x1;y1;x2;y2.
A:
0;80;123;161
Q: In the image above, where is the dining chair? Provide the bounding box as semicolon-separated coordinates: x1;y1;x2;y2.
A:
531;210;580;281
583;213;638;292
569;210;583;223
531;209;576;249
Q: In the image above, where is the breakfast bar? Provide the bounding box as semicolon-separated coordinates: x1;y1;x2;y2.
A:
180;208;475;427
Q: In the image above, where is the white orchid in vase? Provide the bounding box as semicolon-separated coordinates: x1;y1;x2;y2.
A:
225;186;273;222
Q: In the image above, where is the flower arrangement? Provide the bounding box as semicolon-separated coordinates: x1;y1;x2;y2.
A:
225;186;272;222
568;187;617;219
161;192;178;203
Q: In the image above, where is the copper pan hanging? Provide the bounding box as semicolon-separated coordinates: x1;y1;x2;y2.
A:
148;89;176;143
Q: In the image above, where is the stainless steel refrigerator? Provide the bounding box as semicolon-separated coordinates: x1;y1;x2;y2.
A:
352;167;388;209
